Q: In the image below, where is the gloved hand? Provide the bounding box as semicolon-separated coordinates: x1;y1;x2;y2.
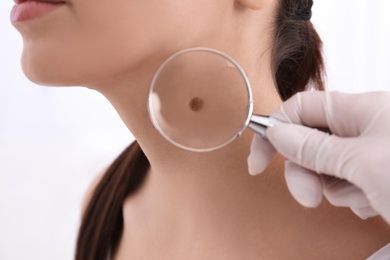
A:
248;91;390;224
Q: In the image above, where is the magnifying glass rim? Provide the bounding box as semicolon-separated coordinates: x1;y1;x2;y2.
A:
147;47;254;152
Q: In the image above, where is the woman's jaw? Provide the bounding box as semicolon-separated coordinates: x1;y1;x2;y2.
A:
11;0;283;181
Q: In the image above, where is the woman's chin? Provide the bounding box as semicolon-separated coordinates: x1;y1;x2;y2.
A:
22;70;73;87
21;57;84;87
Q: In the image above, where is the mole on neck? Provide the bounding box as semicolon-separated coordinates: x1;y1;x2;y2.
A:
189;97;204;112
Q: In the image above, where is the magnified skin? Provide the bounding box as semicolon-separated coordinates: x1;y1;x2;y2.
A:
149;49;251;151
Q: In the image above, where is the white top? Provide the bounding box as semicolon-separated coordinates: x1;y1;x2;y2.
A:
107;243;390;259
368;243;390;260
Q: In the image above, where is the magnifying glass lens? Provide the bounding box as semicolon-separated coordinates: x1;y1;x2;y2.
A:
149;49;252;152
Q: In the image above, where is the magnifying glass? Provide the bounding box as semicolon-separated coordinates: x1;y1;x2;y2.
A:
148;47;280;152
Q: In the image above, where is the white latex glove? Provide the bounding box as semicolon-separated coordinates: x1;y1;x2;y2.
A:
248;91;390;224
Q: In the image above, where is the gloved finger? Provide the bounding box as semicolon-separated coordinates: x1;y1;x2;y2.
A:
247;134;277;175
270;91;331;129
321;175;377;219
267;123;356;181
270;91;389;137
284;160;323;208
350;206;379;220
368;192;390;224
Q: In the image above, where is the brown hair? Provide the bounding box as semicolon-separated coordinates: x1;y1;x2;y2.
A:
75;1;325;259
273;0;324;100
75;142;149;259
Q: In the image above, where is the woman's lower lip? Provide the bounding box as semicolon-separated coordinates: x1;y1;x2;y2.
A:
10;1;65;24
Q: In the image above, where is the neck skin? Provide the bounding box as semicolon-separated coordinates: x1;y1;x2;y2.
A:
86;7;390;260
91;28;288;257
89;5;283;217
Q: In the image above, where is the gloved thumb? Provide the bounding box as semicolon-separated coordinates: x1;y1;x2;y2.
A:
247;134;277;175
284;160;323;207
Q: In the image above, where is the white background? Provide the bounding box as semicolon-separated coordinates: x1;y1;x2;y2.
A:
1;1;390;260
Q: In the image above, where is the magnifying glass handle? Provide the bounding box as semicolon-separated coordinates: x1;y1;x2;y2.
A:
248;115;330;139
248;115;284;138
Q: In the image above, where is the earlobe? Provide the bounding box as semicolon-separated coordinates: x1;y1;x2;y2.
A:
236;0;275;10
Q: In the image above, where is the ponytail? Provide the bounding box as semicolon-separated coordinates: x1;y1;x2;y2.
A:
75;142;149;260
272;0;325;101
